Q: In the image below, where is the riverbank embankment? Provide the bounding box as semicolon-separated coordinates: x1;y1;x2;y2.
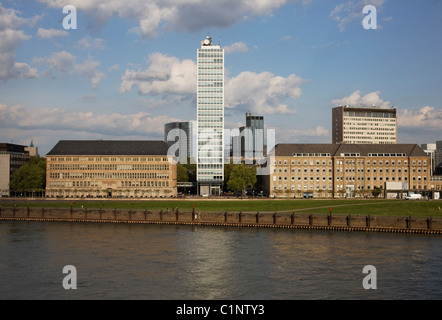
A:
1;206;441;235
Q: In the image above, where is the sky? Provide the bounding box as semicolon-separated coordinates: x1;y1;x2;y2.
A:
0;0;441;156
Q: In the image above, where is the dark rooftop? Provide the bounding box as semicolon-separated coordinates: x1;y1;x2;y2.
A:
0;143;29;154
271;143;428;157
47;140;169;156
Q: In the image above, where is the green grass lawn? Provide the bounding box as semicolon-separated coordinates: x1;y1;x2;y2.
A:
2;198;442;217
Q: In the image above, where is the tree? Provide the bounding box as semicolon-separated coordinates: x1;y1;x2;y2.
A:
371;187;382;198
223;163;236;192
177;163;189;182
226;164;257;198
9;157;46;195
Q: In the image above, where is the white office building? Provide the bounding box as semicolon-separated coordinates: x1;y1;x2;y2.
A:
196;35;224;195
332;106;397;144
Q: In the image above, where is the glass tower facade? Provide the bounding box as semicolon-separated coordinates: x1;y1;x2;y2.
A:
197;35;224;195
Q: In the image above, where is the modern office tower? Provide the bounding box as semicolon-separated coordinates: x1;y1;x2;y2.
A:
246;113;264;158
196;35;224;195
0;143;31;197
164;121;194;163
231;113;265;161
332;106;397;144
46;140;177;198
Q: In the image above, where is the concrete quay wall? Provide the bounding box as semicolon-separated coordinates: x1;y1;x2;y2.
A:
0;207;441;235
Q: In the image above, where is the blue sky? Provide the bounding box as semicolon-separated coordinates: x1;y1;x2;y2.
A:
0;0;441;156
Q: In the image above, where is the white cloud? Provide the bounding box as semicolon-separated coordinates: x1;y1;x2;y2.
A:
0;101;184;155
77;37;105;50
108;64;120;72
224;42;249;54
120;52;196;95
39;0;305;39
72;56;106;89
276;125;330;143
37;27;69;39
226;71;305;114
34;50;76;74
0;102;181;137
0;4;40;80
120;52;307;114
33;51;106;88
331;90;392;109
398;106;442;128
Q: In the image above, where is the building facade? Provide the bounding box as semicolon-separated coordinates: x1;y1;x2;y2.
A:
0;143;31;197
263;143;433;198
421;143;437;176
196;35;224;195
164;121;194;163
46;140;177;198
332;106;397;144
231;113;265;162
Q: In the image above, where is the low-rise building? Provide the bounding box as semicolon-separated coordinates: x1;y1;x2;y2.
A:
46;140;177;198
263;143;432;198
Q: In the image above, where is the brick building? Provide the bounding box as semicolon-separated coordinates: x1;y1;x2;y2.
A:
46;140;177;198
263;143;436;198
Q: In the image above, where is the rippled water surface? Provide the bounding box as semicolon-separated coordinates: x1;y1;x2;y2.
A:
0;221;441;299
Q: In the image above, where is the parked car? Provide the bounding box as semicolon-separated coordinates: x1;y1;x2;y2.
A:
405;194;422;200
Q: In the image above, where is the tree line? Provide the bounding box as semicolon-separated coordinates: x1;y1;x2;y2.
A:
178;163;259;196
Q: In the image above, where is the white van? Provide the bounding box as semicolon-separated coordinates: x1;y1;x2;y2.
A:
405;194;422;200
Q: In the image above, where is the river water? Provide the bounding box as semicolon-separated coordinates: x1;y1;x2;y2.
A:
0;221;441;300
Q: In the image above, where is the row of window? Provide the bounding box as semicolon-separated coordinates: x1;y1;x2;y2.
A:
274;167;423;174
49;172;170;179
343;111;396;118
49;180;170;188
198;58;223;63
274;184;427;191
343;122;396;126
198;53;223;58
49;164;170;171
51;157;168;162
274;159;427;166
197;66;223;70
344;127;395;131
197;123;223;128
197;82;223;87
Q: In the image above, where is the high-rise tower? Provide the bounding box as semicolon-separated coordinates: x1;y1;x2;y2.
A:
196;35;224;195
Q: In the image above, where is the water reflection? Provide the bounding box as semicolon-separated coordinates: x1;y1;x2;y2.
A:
0;221;441;299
